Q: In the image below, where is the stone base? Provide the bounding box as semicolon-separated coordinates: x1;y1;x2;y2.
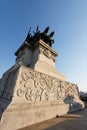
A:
0;101;69;130
0;100;84;130
0;65;84;130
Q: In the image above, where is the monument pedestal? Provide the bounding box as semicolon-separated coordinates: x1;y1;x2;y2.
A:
0;35;84;130
0;100;69;130
0;65;84;130
15;39;66;81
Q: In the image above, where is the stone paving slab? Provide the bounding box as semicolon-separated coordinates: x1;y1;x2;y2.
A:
18;108;87;130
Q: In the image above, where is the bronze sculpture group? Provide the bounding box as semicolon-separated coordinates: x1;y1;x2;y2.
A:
25;26;54;47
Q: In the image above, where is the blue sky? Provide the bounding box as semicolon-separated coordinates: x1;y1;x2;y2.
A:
0;0;87;92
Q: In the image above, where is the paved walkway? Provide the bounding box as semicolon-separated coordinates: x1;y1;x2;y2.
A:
19;108;87;130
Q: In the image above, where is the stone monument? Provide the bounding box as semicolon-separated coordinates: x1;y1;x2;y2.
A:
0;26;84;130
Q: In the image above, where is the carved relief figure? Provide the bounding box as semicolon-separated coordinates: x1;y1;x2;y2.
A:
16;68;79;102
25;26;54;47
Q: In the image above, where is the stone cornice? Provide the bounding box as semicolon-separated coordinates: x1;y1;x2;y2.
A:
38;39;58;56
15;39;58;57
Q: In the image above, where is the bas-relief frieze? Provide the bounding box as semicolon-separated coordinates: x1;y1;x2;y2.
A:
17;68;79;102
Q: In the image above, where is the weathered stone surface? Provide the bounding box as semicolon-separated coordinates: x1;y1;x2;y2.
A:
0;38;84;130
13;66;80;102
0;65;84;130
0;101;69;130
15;40;66;81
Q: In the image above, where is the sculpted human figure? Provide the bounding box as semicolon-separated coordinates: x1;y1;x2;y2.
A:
25;26;54;47
48;31;55;47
